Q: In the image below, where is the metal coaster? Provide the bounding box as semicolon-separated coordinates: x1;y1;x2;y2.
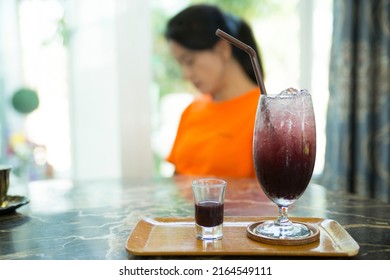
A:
247;220;320;246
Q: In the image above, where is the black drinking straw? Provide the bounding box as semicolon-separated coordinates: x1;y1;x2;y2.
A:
216;29;267;95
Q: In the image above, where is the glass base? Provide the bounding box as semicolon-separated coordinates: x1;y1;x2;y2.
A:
195;224;223;240
255;220;311;239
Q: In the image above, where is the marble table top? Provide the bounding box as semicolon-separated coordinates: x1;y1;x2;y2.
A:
0;176;389;259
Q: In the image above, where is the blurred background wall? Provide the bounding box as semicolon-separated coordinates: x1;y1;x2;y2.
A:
66;0;153;180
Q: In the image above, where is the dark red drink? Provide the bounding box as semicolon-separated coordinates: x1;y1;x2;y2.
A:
195;201;224;227
253;92;316;206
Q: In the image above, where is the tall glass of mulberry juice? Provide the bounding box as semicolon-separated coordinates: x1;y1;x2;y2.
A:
253;89;316;239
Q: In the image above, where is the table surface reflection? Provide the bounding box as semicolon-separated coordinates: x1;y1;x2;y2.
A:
0;176;389;260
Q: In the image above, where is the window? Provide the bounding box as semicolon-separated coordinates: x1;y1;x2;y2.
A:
3;0;70;181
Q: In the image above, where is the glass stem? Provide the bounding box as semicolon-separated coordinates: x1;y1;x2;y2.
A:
275;206;292;226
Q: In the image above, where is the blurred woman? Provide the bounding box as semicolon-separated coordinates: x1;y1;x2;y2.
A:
165;4;264;177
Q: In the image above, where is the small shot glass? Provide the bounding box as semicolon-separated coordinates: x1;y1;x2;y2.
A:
192;178;227;240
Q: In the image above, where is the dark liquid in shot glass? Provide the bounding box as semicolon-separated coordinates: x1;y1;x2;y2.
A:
195;201;224;227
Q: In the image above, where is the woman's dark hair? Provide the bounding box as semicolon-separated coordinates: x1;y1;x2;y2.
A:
165;4;264;83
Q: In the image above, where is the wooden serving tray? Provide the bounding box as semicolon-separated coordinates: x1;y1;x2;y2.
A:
126;216;359;257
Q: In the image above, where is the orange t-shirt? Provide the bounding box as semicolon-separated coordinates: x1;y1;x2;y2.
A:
167;88;260;177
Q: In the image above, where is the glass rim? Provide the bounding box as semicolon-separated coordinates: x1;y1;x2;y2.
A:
192;178;227;187
261;91;311;99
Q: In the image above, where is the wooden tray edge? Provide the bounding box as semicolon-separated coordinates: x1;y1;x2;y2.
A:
126;216;360;257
